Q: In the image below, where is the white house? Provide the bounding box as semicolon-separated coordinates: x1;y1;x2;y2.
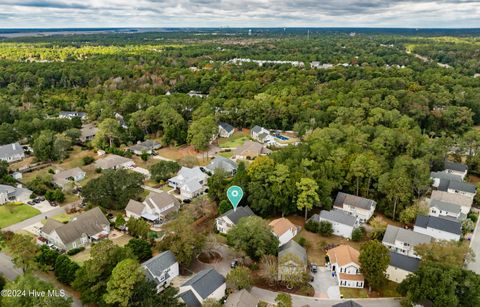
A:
59;111;87;120
310;210;357;239
218;122;235;138
428;198;466;221
0;142;25;163
444;180;476;199
386;252;420;283
168;167;208;200
0;184;32;204
413;215;462;241
269;217;298;247
126;191;180;225
206;156;238;176
94;154;135;170
333;192;376;223
129;140;162;155
327;245;364;288
382;225;432;258
142;250;179;291
430;190;472;215
444;161;468;180
178;268;226;306
216;206;255;234
52;167;86;189
251;125;274;144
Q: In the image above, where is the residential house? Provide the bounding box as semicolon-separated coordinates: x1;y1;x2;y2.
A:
333;192;376;223
327;245;364;288
413;215;462;241
430;190;472;214
142;250;179;290
382;225;432;258
278;240;308;282
187;90;207;98
178;268;226;307
233;141;271;160
310;210;357;239
59;111;87;120
216;206;255;234
386;251;420;283
95;154;135;170
39;207;110;251
115;112;128;129
428;198;466;221
332;301;363;307
206;156;238;176
441;180;476;199
126;191;180;224
0;142;25;163
251;125;274;144
0;184;32;204
79;123;98;142
444;160;468;179
430;171;463;188
52;167;86;189
129;140;162;155
168;167;208;200
269;217;298;246
224;289;259;307
218;122;235;138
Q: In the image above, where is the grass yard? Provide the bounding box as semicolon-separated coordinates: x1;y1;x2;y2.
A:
218;151;234;158
218;131;250;148
157;145;199;161
69;247;91;264
0;203;41;228
341;287;369;298
341;281;400;298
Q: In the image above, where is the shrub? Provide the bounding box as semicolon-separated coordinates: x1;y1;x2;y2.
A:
468;211;479;223
54;255;80;285
140;151;149;161
36;245;60;270
95;167;102;173
351;227;365;242
317;221;333;237
82;156;94;165
297;237;307;247
48;168;55;174
304;220;319;233
67;247;85;256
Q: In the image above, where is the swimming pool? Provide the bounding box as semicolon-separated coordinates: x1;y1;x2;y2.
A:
275;135;289;141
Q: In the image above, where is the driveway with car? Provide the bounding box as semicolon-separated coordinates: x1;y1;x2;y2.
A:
310;265;341;298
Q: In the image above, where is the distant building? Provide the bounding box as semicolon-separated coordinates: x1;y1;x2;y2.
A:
129;140;162;155
79;123;98;142
142;250;179;291
269;217;298;246
310;210;357;239
251;125;274;144
59;111;87;120
413;215;462;241
333;192;376;223
206;156;237;176
382;225;432;258
327;245;364;288
0;142;25;163
94;154;135;170
115;112;128;129
278;240;307;282
178;268;226;307
168;167;208;200
218;122;235;138
386;251;420;283
52;167;86;189
126;191;180;225
215;206;255;234
0;184;32;204
233;141;271;160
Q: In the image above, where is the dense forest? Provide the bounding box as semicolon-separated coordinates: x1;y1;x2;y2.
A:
1;30;480;220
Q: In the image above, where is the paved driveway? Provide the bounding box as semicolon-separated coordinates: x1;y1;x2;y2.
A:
32;200;55;213
2;206;65;232
467;216;480;273
310;266;341;298
190;243;237;277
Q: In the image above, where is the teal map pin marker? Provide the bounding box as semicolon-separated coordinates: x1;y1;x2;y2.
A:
227;185;244;211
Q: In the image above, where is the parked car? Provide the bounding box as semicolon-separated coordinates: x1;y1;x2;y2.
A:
310;263;318;273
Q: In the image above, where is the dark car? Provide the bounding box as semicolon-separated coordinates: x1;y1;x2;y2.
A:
231;259;238;268
310;263;318;273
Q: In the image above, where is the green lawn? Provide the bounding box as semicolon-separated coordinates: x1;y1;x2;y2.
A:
218;151;234;158
0;203;41;228
340;281;400;298
218;132;249;148
340;287;369;299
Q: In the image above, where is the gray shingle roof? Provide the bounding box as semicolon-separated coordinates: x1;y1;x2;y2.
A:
233;141;271;157
415;215;462;235
447;180;476;194
129;140;161;152
181;268;225;299
221;206;255;225
279;240;307;264
0;184;16;194
389;251;420;273
125;199;144;215
219;122;234;133
430;171;463;182
179;289;201;307
224;289;259;307
319;209;357;227
429;199;462;214
0;142;24;160
144;191;180;211
334;192;376;210
59;111;86;118
444;161;468;172
142;250;177;279
206;156;238;173
382;225;432;246
333;301;363;307
430;190;473;208
251;125;263;134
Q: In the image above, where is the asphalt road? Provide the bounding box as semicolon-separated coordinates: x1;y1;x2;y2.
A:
467;217;480;273
2;206;65;232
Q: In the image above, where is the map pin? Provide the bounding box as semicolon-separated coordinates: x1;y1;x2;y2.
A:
227;186;244;212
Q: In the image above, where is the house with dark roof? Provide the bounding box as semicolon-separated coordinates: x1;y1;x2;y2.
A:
333;192;376;223
444;160;468;180
441;180;476;199
126;191;180;225
430;190;472;214
278;240;307;282
178;268;226;307
59;111;87;120
129;140;162;155
310;210;357;239
39;207;110;251
224;289;259;307
218;122;235;138
206;156;238;176
216;206;255;234
430;171;463;188
0;142;25;163
428;198;466;221
382;225;432;258
413;215;462;241
142;250;179;290
333;301;363;307
386;251;420;283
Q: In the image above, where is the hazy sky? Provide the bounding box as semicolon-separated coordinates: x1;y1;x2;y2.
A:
0;0;479;28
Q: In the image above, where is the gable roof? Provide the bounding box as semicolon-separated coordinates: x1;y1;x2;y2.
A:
334;192;376;211
224;289;259;307
206;156;238;173
233;141;271;157
59;111;86;117
181;268;225;299
327;244;360;267
429;199;462;215
415;215;462;235
219;122;234;133
125;199;145;215
444;160;468;172
80;123;98;139
382;225;432;246
269;217;296;237
0;142;24;160
129;140;161;152
430;190;473;208
144;191;180;211
389;251;420;273
41;218;64;234
251;125;263;134
95;155;133;169
42;207;109;244
319;209;357;227
142;250;177;278
445;180;476;194
430;171;463;182
0;184;16;194
279;240;307;264
53;167;85;186
333;300;363;307
179;289;201;307
220;206;255;225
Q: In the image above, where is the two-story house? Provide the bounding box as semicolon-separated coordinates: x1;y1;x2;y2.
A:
269;217;298;247
215;206;255;234
310;210;357;239
414;215;462;241
142;250;179;291
430;190;472;215
386;251;421;283
327;245;364;288
126;191;180;225
218;122;235;138
428;199;466;221
168;167;208;200
382;225;432;258
251;125;273;144
178;268;226;307
333;192;376;223
444;160;468;180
